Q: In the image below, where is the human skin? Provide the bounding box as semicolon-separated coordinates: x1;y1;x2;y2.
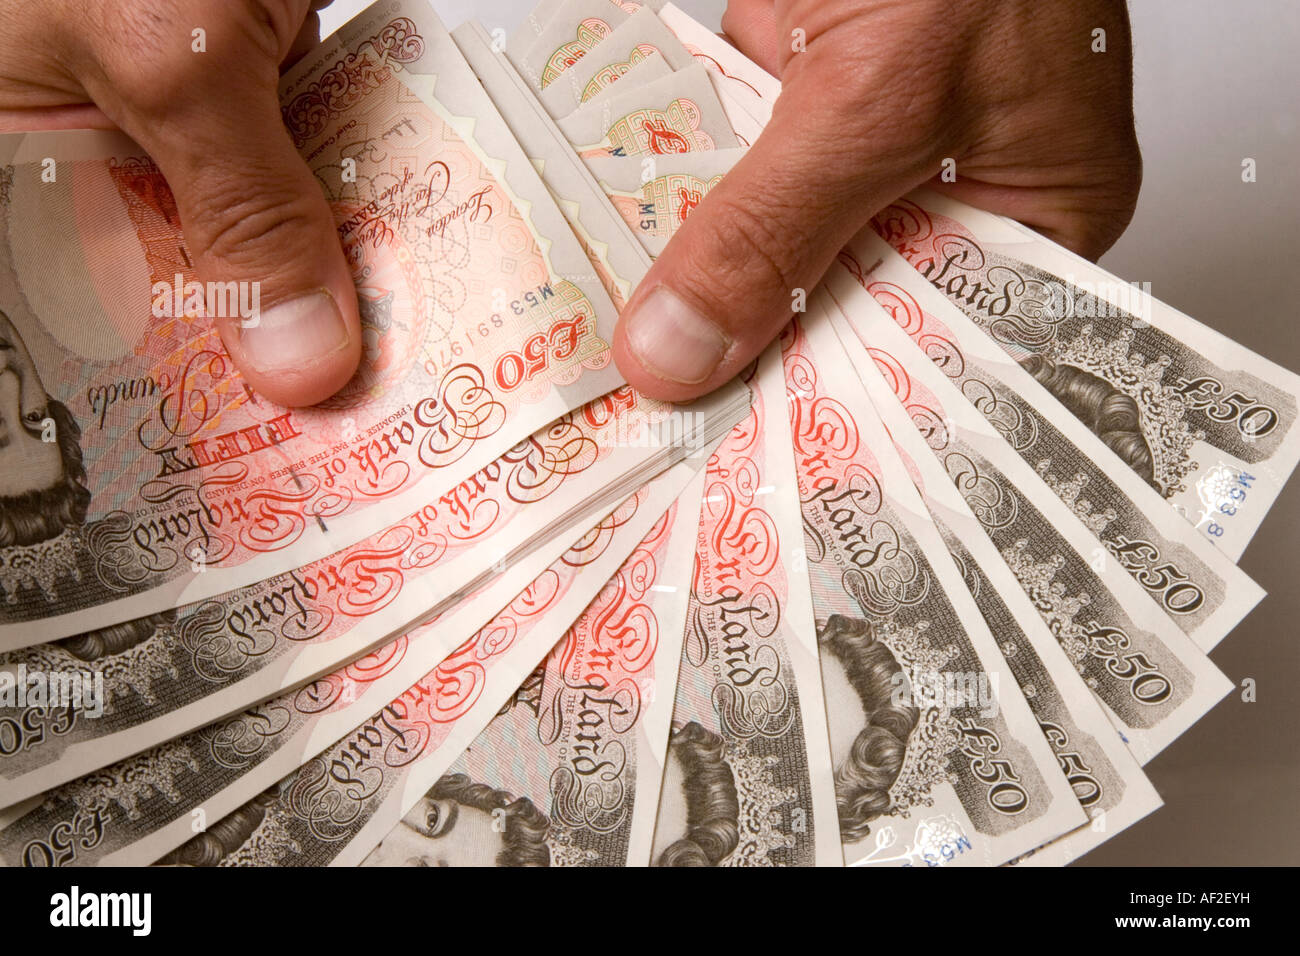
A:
613;0;1141;401
0;0;360;407
0;0;1140;407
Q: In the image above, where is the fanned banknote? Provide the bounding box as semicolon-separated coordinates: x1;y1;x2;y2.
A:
0;386;734;806
456;20;655;309
658;4;779;102
0;1;629;644
561;54;674;115
1;0;1289;871
872;190;1300;560
655;2;1298;569
650;351;841;867
557;65;740;159
835;233;1264;652
361;469;703;866
0;460;703;866
655;9;1263;665
828;280;1234;762
584;149;744;257
536;6;694;117
509;0;667;57
783;307;1085;866
172;465;693;867
823;296;1163;865
511;0;633;88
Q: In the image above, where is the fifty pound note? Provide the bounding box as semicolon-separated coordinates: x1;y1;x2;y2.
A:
0;0;623;645
535;6;695;117
651;351;841;867
148;467;692;867
0;386;711;806
0;464;696;866
833;234;1263;652
0;461;703;866
584;149;744;258
833;298;1163;864
556;65;739;159
872;190;1300;559
362;470;704;867
510;0;631;86
657;0;1300;558
783;307;1085;866
831;283;1233;762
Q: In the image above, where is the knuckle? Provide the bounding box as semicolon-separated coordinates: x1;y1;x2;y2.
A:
678;191;802;310
86;1;281;120
795;46;955;165
185;177;323;271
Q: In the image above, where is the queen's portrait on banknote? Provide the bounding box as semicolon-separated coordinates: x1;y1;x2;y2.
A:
1019;355;1158;489
816;614;919;844
153;789;284;867
0;308;90;567
652;719;741;866
360;773;551;867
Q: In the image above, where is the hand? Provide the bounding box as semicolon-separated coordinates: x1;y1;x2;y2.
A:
612;0;1142;402
0;0;361;407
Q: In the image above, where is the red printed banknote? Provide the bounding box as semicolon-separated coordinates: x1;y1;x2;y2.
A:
584;149;743;258
0;385;726;806
0;460;704;866
556;65;740;160
650;352;841;867
360;469;704;866
657;1;1300;560
0;0;626;644
782;306;1085;866
167;466;695;867
508;0;659;85
454;19;657;311
535;6;696;118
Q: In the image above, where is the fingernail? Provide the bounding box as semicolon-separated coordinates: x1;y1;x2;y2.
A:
624;286;729;385
236;290;350;372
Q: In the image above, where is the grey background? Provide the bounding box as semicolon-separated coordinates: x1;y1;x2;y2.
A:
321;0;1300;865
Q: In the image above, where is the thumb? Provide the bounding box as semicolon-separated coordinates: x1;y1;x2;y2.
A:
612;66;941;403
89;7;361;408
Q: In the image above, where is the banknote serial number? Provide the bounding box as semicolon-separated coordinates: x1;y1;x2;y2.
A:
1205;472;1254;539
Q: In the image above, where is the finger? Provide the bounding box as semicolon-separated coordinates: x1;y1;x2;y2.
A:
284;0;337;67
283;10;322;69
720;0;781;75
613;62;948;402
0;102;114;132
76;2;360;407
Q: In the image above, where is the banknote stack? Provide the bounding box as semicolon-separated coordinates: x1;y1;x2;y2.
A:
0;0;1295;868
